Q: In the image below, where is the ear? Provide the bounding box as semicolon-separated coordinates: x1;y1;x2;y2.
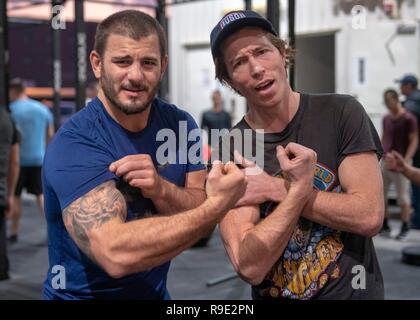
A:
90;50;102;79
160;55;168;80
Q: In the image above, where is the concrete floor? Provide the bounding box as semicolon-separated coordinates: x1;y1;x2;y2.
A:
0;194;419;300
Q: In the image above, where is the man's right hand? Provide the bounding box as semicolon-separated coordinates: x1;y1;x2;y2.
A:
385;151;407;173
276;143;317;200
206;161;247;211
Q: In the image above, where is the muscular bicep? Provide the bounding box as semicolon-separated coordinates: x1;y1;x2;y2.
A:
62;180;127;262
339;151;382;193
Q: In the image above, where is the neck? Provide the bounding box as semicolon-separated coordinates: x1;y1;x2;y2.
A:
98;91;151;132
390;105;404;118
213;105;222;112
245;90;300;133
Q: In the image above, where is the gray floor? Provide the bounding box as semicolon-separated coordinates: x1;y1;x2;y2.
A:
1;194;419;300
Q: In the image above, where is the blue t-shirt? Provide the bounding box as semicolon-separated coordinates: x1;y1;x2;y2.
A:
42;97;205;299
10;98;53;166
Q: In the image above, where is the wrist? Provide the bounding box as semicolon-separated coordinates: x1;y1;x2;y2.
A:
269;176;287;202
203;197;226;215
145;176;165;199
288;182;314;202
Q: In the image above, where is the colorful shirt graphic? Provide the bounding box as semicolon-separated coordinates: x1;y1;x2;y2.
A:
260;164;343;299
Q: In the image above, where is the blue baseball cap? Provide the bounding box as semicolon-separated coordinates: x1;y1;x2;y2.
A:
210;10;278;60
396;74;418;87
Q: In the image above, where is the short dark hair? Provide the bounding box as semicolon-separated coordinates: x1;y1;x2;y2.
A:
94;10;167;60
9;78;25;93
214;31;295;92
384;88;399;101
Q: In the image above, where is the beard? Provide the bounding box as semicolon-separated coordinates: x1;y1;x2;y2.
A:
100;66;159;115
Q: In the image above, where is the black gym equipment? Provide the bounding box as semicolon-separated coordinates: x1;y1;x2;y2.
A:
402;246;420;266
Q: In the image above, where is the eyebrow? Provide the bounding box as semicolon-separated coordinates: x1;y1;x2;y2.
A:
111;55;132;61
228;45;270;65
142;56;159;62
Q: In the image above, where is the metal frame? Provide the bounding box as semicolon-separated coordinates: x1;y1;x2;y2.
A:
2;0;293;123
0;0;9;108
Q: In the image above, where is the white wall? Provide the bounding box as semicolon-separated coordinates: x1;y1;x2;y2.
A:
169;0;247;126
169;0;420;135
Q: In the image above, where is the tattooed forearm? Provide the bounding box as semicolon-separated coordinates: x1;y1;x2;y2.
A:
63;180;127;263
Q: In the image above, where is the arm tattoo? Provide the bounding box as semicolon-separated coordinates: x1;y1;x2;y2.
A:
63;180;127;263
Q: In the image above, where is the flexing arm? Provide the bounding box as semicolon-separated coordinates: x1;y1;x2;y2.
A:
301;151;383;237
63;162;246;278
237;151;383;237
110;155;206;214
150;170;207;214
220;143;316;285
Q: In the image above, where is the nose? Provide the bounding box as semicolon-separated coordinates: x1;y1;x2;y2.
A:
127;62;144;83
249;57;264;79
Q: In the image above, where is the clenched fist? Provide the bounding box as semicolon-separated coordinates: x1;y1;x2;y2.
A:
206;161;247;211
276;143;317;199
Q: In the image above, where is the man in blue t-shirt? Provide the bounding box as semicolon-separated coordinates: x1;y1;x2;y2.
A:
42;10;247;299
9;78;54;244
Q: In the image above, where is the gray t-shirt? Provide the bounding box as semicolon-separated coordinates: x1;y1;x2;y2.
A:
0;107;19;207
217;93;384;300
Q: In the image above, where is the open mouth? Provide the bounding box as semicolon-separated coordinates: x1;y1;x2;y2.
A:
255;80;274;92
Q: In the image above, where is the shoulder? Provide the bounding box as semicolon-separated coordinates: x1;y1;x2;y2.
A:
404;110;418;122
51;104;98;145
202;110;212;117
153;97;197;124
307;93;361;110
228;117;247;132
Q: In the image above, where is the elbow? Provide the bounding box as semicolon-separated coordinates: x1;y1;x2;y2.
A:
360;204;384;237
96;247;130;279
92;239;137;279
102;263;128;279
235;261;266;286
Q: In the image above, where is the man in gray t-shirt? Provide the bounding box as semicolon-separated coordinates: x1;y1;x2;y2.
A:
211;10;384;299
0;106;20;280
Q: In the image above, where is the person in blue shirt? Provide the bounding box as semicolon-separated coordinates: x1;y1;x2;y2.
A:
9;78;54;244
42;10;247;299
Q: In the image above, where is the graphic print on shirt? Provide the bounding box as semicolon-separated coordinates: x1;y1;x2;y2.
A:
259;162;344;300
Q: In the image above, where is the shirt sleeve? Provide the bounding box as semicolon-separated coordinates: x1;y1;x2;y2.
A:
337;96;383;167
43;130;118;210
